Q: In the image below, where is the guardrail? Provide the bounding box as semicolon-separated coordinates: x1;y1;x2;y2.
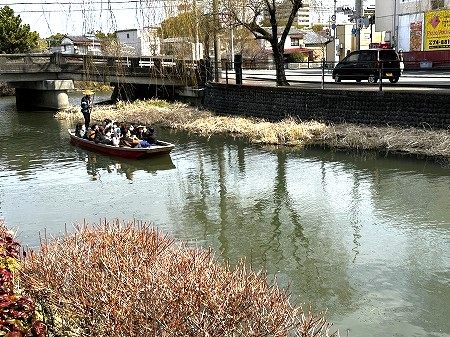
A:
220;59;450;92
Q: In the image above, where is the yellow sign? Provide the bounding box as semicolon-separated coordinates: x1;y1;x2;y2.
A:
424;9;450;50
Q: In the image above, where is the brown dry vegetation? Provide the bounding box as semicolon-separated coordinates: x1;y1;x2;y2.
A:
56;99;450;160
0;82;15;97
73;81;113;93
19;220;338;337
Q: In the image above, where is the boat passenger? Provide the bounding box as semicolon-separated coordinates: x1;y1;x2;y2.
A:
111;121;119;133
86;125;97;141
135;125;146;140
130;135;140;147
94;125;112;145
111;128;121;147
121;129;140;147
128;124;136;136
103;119;113;135
139;140;152;148
75;123;86;138
143;127;157;144
119;122;128;137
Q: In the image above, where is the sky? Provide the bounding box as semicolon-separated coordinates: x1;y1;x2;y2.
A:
1;0;375;38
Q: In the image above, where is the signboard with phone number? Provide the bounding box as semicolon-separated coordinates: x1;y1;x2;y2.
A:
428;38;450;49
424;9;450;50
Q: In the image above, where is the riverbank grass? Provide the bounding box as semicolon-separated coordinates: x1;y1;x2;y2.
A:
56;99;450;160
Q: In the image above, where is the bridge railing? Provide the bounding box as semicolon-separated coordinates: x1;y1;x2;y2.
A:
0;53;211;87
0;53;60;73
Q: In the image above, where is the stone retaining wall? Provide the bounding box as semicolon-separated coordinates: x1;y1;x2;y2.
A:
203;83;450;129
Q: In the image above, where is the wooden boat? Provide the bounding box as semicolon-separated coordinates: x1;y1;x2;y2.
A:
68;130;175;159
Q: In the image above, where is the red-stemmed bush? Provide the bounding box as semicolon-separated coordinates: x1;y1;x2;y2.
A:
19;219;338;337
0;220;46;337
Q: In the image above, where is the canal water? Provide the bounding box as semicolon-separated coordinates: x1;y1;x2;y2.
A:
0;94;449;337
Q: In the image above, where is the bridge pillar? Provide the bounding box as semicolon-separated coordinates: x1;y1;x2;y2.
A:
11;80;74;111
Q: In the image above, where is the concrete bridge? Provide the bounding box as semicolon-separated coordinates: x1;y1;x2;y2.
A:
0;53;211;110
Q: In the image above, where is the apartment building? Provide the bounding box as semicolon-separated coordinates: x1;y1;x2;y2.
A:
297;0;312;28
269;0;312;28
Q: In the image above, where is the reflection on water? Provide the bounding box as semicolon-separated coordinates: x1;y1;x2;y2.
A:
80;152;175;181
0;97;449;337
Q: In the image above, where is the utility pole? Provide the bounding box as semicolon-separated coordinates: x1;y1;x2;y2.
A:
393;0;397;50
213;0;220;82
355;0;362;50
333;0;337;63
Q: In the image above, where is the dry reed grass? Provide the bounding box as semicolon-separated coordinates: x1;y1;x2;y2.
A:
73;81;113;93
19;219;338;337
319;124;450;158
55;100;329;147
55;99;450;159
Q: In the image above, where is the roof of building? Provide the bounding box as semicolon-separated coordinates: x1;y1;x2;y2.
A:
116;28;138;33
303;31;332;46
63;35;101;45
265;47;312;54
116;27;159;33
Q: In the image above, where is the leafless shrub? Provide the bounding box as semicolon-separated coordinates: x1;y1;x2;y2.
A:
19;219;338;337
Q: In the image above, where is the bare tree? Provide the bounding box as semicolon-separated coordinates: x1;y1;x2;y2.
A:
222;0;303;86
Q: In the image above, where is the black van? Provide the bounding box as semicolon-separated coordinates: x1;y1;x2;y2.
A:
332;49;401;84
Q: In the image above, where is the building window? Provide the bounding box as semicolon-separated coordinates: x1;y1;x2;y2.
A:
127;33;130;39
291;38;300;46
431;0;444;9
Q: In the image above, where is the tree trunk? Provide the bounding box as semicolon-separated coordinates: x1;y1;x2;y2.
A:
204;34;210;59
272;45;289;86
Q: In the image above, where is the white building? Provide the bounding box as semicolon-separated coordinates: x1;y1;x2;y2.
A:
59;36;102;55
116;27;161;56
261;27;307;52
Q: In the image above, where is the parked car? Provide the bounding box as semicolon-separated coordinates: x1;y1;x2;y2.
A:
332;49;401;84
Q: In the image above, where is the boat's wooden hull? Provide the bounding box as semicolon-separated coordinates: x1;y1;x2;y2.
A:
69;131;175;159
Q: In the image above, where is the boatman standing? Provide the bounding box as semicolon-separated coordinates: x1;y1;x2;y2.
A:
80;90;94;129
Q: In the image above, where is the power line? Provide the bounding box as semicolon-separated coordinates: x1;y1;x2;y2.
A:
13;7;167;13
3;0;181;14
1;0;179;4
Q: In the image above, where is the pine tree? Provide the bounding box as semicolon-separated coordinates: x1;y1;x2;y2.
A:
0;6;39;54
